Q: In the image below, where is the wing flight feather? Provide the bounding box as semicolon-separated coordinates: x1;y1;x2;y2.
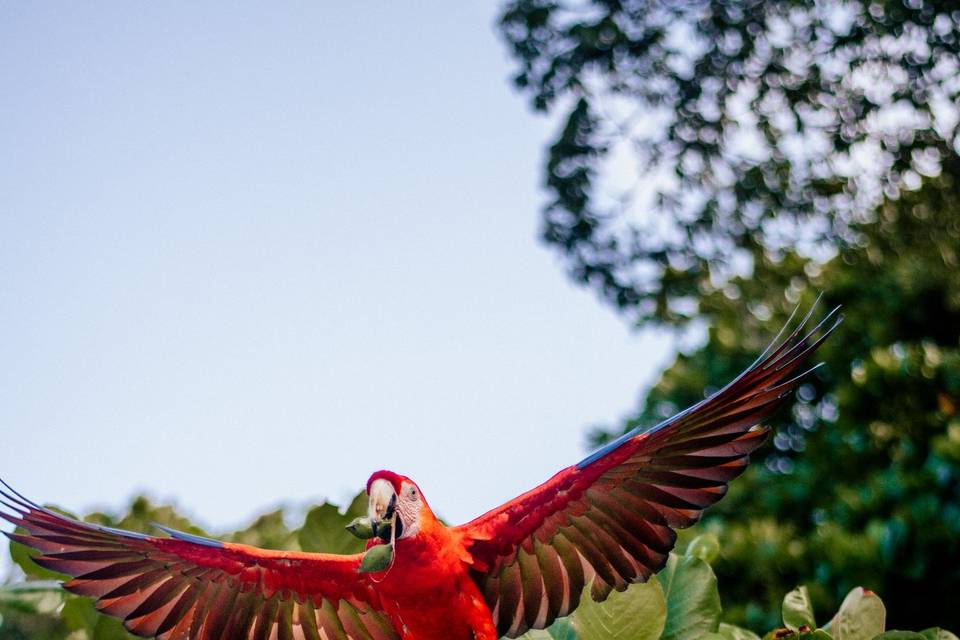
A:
0;483;398;640
458;304;841;637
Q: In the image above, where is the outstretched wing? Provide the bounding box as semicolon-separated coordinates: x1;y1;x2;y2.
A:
0;485;398;640
458;304;842;637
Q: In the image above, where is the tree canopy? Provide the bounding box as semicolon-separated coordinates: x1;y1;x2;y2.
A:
499;0;960;325
499;0;960;631
589;166;960;630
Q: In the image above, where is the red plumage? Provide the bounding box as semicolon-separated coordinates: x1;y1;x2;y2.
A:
366;470;406;494
1;304;841;639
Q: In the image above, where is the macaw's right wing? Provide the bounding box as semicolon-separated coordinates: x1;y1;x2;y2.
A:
0;484;398;640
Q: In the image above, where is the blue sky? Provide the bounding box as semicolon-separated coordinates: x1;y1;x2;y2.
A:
0;1;675;552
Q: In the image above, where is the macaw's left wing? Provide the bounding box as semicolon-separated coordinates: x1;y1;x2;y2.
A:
457;305;841;638
0;484;398;640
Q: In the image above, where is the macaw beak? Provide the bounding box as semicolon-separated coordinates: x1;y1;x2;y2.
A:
368;493;395;539
367;480;403;541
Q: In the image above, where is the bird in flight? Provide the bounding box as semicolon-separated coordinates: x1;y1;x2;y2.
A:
1;304;840;640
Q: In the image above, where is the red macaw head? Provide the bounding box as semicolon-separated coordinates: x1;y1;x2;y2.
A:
365;470;432;541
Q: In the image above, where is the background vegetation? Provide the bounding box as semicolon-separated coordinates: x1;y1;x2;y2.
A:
2;0;957;637
498;0;959;632
1;503;953;639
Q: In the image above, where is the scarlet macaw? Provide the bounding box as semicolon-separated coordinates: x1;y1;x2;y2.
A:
1;305;840;640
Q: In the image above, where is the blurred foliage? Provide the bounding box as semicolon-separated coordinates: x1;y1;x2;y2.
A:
2;504;956;639
298;492;367;555
590;161;960;631
500;0;960;632
498;0;960;325
513;534;954;639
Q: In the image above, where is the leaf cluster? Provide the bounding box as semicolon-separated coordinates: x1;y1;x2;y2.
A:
516;536;955;640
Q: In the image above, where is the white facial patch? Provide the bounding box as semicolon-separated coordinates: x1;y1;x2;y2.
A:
396;482;423;539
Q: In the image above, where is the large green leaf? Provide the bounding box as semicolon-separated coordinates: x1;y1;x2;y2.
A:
547;619;578;640
824;588;885;640
228;508;297;550
658;552;722;640
717;622;761;640
298;492;367;554
60;595;99;632
60;595;133;639
782;586;816;632
761;630;832;640
513;619;576;640
515;630;556;640
91;614;135;640
685;534;720;565
918;630;960;640
103;496;204;537
513;621;578;640
568;578;666;640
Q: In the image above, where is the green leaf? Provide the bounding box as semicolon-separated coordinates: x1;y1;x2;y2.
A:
515;630;555;640
717;622;761;640
826;588;885;640
761;630;832;640
658;552;722;640
569;578;666;640
345;491;367;517
918;630;960;640
298;492;367;554
228;508;297;550
548;618;577;640
60;592;133;639
92;614;135;639
61;595;100;632
108;496;203;537
782;586;816;632
685;533;720;564
514;620;577;640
